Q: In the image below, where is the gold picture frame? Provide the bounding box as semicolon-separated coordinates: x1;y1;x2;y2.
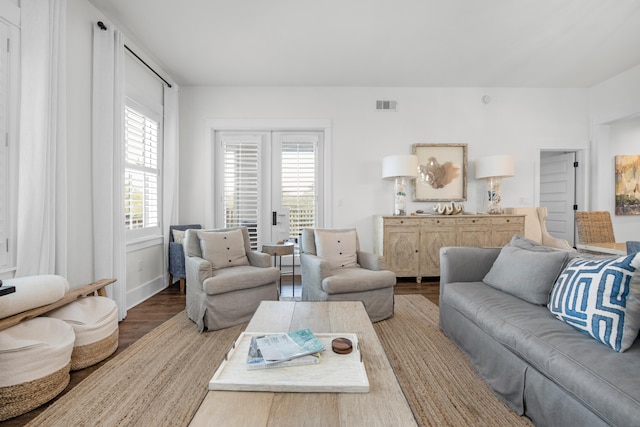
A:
413;143;468;202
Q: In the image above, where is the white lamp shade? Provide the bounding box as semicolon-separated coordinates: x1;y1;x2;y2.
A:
475;154;515;179
382;155;419;179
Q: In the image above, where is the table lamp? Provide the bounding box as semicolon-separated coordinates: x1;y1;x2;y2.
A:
382;155;419;216
475;154;515;214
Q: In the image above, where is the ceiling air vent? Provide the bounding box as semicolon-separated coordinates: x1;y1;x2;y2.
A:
375;100;397;112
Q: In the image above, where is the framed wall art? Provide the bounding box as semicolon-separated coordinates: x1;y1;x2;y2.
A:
615;154;640;215
413;143;467;202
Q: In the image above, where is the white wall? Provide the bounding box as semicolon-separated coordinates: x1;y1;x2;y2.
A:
179;86;589;251
590;64;640;240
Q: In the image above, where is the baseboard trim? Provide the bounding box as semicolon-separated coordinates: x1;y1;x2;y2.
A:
127;276;166;310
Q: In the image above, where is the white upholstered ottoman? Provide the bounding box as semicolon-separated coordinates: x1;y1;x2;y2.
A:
46;296;119;370
0;275;69;319
0;317;75;421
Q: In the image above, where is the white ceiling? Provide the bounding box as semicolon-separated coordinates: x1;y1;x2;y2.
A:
89;0;640;88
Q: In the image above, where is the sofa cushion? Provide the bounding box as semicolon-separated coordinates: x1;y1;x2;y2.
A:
548;253;640;352
482;235;568;305
198;229;249;270
314;229;358;269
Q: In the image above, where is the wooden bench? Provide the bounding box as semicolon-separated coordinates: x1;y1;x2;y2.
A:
0;278;116;332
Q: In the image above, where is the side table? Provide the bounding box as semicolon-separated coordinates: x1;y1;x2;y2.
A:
261;242;296;297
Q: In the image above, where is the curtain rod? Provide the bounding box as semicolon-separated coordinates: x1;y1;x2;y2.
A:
97;21;173;88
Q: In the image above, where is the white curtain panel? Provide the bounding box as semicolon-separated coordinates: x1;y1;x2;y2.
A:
162;84;180;284
92;23;127;321
16;0;68;277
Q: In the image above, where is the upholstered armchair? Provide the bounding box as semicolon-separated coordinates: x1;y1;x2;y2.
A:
168;224;202;293
299;228;396;322
184;226;280;332
505;207;574;251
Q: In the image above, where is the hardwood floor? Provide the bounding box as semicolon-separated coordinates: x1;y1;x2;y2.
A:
4;277;439;426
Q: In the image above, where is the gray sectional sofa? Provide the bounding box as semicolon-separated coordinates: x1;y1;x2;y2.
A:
439;237;640;427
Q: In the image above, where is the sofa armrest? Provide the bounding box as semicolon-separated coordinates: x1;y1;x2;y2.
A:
357;250;385;271
247;250;272;268
439;246;501;295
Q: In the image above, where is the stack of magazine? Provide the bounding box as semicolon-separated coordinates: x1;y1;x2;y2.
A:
246;328;325;370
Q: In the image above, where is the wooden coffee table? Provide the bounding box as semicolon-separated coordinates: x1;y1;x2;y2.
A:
189;300;417;426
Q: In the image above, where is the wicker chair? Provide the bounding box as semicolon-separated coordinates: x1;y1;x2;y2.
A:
575;211;615;244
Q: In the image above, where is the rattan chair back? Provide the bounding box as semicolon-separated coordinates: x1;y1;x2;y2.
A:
575;211;615;244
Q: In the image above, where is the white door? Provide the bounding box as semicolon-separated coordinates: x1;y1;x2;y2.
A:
539;152;576;246
215;131;323;250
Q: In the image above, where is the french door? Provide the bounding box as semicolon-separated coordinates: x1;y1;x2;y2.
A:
214;131;324;251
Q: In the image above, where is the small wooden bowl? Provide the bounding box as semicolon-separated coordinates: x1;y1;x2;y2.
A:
331;337;353;355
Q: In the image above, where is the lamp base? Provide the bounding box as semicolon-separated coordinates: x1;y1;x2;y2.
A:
393;177;408;216
486;177;503;215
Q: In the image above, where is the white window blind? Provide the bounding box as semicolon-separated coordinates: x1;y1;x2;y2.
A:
281;139;317;239
124;105;159;231
223;139;260;250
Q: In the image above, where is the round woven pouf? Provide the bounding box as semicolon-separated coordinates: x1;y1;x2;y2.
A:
0;317;75;421
46;296;119;371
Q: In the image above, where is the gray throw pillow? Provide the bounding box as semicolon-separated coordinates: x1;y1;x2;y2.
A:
483;235;569;305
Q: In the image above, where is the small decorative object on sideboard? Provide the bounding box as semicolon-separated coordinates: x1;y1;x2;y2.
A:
433;201;464;215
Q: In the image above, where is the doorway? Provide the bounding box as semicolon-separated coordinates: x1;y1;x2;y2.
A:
539;150;582;247
213;130;325;250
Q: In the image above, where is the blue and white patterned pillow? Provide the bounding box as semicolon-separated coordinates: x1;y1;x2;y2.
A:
548;253;640;352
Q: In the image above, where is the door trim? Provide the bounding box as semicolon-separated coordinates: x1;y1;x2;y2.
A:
205;119;332;229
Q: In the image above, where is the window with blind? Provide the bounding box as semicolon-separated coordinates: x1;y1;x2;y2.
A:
0;21;8;269
124;103;161;237
281;136;318;240
222;137;261;250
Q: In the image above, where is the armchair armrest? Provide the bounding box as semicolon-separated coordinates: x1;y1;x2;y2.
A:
300;252;333;283
247;251;272;268
185;255;213;286
541;234;575;251
357;251;385;271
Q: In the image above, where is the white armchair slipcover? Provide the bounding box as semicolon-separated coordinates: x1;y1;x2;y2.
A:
184;227;280;332
300;228;396;322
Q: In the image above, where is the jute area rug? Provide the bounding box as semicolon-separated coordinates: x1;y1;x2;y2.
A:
27;295;532;427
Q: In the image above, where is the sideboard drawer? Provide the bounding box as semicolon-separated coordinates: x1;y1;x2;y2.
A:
456;217;491;226
491;216;525;226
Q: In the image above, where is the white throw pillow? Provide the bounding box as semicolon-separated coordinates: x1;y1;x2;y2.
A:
314;229;359;269
172;229;185;244
198;229;250;270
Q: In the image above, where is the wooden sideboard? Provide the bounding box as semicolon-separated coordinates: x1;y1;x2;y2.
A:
373;214;525;282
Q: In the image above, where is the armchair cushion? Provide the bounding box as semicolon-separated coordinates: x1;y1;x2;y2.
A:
314;229;359;269
198;229;250;270
203;265;281;295
323;268;397;294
